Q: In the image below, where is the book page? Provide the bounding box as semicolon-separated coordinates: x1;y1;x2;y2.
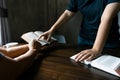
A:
34;31;43;36
70;54;120;69
70;54;77;60
91;55;120;70
91;55;120;77
21;32;48;46
70;54;120;77
21;32;38;43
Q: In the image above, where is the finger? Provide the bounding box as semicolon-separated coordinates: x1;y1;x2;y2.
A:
75;53;80;59
37;34;44;40
75;51;84;59
75;52;85;62
85;56;93;61
46;34;51;41
79;53;90;62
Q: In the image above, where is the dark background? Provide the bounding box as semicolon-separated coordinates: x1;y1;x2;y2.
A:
6;0;120;44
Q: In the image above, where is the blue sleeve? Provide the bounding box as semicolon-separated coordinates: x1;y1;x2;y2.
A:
67;0;78;12
107;0;120;4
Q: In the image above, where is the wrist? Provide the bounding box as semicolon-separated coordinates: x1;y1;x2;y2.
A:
92;47;102;54
49;28;55;34
29;48;36;53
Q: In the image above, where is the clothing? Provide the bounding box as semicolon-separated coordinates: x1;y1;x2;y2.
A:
67;0;120;48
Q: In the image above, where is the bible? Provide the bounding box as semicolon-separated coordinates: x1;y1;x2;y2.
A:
70;54;120;77
21;31;57;46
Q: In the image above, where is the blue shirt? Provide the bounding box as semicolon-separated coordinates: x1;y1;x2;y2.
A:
67;0;120;48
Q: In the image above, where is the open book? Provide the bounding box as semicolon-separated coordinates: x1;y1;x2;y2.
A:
70;54;120;77
21;31;57;46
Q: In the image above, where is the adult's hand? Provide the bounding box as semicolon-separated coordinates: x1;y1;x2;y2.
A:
75;49;101;62
38;30;53;41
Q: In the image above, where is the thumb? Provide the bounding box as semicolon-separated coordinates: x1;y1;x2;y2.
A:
37;34;44;40
47;34;51;41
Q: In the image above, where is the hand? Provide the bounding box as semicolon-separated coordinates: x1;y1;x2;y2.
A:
38;30;53;41
75;49;101;62
28;39;41;51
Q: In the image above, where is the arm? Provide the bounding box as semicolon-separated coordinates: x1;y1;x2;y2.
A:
49;10;75;32
0;39;41;60
0;40;41;79
13;49;36;61
92;2;120;53
14;39;41;61
0;48;36;62
39;10;75;41
0;49;37;80
0;44;29;58
75;2;120;62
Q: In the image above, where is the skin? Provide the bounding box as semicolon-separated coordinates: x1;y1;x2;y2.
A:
0;44;29;58
0;39;41;61
39;2;120;62
0;40;42;80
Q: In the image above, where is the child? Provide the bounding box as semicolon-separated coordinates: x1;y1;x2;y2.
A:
0;39;41;80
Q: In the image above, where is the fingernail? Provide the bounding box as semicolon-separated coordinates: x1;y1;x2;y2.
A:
75;59;78;62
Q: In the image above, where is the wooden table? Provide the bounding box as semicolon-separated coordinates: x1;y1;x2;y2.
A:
18;43;120;80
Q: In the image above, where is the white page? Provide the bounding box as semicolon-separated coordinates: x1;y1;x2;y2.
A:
21;32;48;46
91;55;120;77
21;32;38;43
34;31;43;36
91;55;120;70
70;54;77;60
70;54;120;77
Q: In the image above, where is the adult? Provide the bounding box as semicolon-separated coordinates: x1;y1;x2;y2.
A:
39;0;120;62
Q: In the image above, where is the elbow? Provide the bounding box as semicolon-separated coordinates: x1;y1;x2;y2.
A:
64;10;75;17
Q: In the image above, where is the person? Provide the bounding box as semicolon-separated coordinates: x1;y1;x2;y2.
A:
39;0;120;62
0;39;41;80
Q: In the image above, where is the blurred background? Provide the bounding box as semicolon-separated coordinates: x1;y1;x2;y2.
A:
3;0;120;45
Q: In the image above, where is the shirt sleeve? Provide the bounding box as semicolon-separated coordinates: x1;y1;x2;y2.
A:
107;0;120;4
67;0;78;12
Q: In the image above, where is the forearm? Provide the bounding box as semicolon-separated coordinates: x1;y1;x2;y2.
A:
5;44;29;58
14;49;36;61
92;19;112;53
50;10;75;32
92;2;120;53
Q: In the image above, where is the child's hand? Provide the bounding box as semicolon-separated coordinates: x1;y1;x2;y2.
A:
28;39;41;51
